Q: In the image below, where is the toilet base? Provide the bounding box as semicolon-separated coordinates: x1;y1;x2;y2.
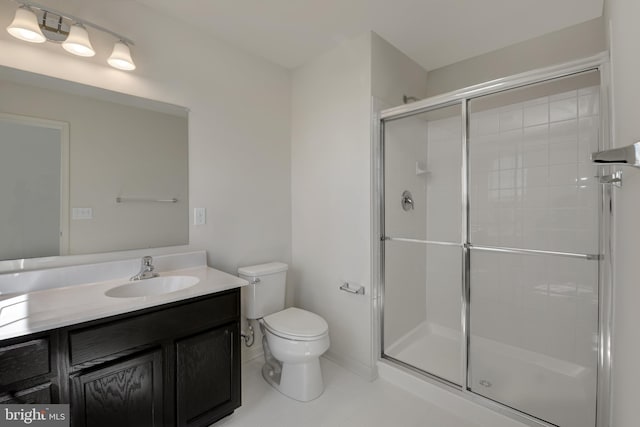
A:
262;358;324;402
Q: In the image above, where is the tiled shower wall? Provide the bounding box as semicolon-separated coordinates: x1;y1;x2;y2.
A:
468;86;600;254
467;85;600;362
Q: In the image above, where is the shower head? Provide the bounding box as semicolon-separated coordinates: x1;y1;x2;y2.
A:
403;95;420;104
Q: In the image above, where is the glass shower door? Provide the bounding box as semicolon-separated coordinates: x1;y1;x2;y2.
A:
467;70;601;427
382;104;463;385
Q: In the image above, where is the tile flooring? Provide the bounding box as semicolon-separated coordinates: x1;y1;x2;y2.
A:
213;357;482;427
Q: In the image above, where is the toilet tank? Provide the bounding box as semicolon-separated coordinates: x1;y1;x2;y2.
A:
238;262;288;319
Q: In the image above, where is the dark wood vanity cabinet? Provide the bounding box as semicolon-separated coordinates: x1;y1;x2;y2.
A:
0;288;241;427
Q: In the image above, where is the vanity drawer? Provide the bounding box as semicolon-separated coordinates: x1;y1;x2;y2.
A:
0;338;50;386
69;290;239;366
0;383;52;404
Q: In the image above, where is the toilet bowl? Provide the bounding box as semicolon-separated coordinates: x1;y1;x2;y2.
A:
238;263;330;402
261;307;329;401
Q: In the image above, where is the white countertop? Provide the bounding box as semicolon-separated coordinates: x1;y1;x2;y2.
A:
0;265;247;341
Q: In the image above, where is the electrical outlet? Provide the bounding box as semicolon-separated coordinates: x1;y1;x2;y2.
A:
194;207;206;225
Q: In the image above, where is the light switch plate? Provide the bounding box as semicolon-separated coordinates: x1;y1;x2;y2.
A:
194;207;206;225
72;207;93;220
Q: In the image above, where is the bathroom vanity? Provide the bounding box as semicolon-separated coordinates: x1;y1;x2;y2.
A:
0;251;245;427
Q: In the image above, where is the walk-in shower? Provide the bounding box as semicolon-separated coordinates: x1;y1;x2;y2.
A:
376;54;611;427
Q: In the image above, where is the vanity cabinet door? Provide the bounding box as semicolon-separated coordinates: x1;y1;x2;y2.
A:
175;322;240;427
70;350;163;427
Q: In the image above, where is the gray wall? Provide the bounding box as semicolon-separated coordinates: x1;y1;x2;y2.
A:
291;32;429;379
426;17;606;97
604;0;640;426
0;120;60;259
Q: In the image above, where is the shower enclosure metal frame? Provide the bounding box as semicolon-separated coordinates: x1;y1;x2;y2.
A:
373;52;612;427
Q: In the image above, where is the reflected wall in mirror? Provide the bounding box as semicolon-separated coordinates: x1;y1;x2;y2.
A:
0;114;69;260
0;66;189;262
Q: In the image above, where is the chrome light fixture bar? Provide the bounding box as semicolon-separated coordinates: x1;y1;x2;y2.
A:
6;0;136;71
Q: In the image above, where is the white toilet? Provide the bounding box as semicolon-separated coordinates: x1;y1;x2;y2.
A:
238;262;330;402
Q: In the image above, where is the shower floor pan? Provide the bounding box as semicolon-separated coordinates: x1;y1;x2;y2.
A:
385;321;595;427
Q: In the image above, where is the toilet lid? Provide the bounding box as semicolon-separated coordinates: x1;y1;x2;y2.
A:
263;307;328;340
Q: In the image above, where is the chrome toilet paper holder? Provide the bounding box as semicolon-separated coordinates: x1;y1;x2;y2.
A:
339;281;365;295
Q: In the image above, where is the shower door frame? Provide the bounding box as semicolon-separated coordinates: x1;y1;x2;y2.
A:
374;52;612;427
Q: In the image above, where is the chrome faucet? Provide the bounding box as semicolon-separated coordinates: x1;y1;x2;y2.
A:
130;256;159;281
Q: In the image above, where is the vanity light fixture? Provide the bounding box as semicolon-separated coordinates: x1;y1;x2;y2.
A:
6;1;136;71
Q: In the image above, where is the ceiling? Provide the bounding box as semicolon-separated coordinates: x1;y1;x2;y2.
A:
137;0;603;71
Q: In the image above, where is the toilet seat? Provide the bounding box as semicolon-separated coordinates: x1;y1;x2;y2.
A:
263;307;328;341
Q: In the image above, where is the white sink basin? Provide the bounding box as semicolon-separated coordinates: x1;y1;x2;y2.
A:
105;276;199;298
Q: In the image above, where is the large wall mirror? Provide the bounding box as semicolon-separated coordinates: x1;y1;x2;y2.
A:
0;66;189;263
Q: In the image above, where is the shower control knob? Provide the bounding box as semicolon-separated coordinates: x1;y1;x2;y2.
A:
401;190;415;211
